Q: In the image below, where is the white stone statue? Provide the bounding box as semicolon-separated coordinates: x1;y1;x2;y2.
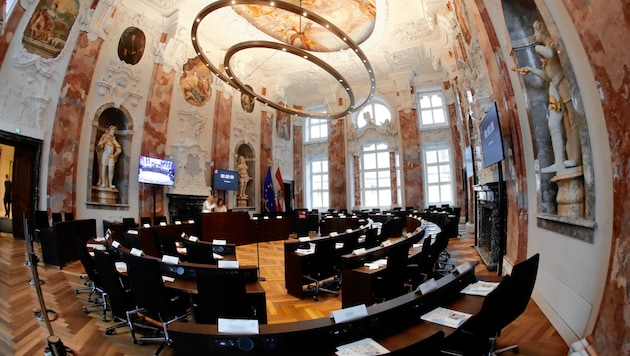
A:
513;20;581;174
96;125;122;188
236;155;251;198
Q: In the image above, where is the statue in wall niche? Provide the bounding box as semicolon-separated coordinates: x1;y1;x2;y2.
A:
96;125;122;188
513;20;582;174
237;155;251;198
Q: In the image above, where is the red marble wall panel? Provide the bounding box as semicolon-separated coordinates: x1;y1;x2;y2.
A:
399;109;422;209
138;64;175;219
293;123;303;208
211;92;233;169
389;151;397;206
260;110;274;207
560;1;630;352
0;4;25;65
328;119;346;210
353;154;361;207
47;32;103;213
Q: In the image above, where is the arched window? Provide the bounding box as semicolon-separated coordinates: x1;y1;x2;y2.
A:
359;142;400;209
355;101;392;128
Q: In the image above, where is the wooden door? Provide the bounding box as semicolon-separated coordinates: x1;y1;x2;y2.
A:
11;146;36;238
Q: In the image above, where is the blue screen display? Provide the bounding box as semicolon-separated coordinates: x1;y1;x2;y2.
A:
213;168;238;191
479;103;504;168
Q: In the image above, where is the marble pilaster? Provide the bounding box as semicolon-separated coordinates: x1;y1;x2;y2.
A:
399;109;422;209
328;119;346;210
447;100;464;213
389;151;397;206
353;154;361;207
293;123;304;208
211;91;233;169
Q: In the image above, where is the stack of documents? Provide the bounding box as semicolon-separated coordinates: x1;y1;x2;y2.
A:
335;338;389;355
460;281;500;296
364;258;387;270
420;307;472;328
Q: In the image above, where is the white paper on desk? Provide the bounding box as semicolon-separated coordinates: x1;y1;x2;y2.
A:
87;243;106;251
352;247;367;255
335;337;390;356
217;318;259;334
364;262;380;270
189;235;199;242
188;220;195;224
130;248;143;257
335;242;344;249
88;251;95;257
176;247;187;255
143;223;150;228
162;275;175;283
346;229;353;233
162;254;180;265
212;239;227;245
330;232;338;237
175;221;182;225
115;261;127;273
298;236;311;242
213;253;224;260
373;259;387;267
111;240;120;248
420;307;472;328
358;235;366;244
460;281;500;296
331;304;368;324
405;232;413;238
218;260;239;268
417;278;438;295
412;243;421;248
127;230;138;235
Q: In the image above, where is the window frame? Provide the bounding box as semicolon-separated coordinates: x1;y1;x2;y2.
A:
353;99;393;129
305;155;329;211
305;104;329;142
417;89;448;129
423;142;454;208
358;142;400;210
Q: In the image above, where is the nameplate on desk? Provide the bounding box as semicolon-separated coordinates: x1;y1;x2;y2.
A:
106;229;112;236
130;248;143;257
175;221;182;225
217;318;259;334
111;240;120;248
87;243;106;251
380;240;392;247
218;260;239;268
263;216;270;220
252;216;259;220
159;222;167;226
162;255;180;265
162;275;175;283
276;215;282;219
212;239;227;245
187;220;195;224
346;229;353;233
405;232;413;238
331;304;368;323
456;263;472;274
298;236;311;242
417;278;438;295
329;232;338;237
127;230;138;235
352;247;367;255
143;223;150;228
188;236;199;242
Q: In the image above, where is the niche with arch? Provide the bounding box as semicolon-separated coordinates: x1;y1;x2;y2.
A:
87;105;133;207
235;142;255;208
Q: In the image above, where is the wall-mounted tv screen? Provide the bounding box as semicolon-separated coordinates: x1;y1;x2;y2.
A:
465;145;474;178
138;156;175;186
479;103;505;168
213;168;238;191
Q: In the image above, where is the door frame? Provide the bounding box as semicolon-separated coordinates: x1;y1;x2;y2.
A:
0;130;42;238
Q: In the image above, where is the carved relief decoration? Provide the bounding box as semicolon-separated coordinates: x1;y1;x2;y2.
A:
80;0;120;41
169;144;209;196
177;109;207;146
347;117;399;154
96;61;143;108
233;111;259;145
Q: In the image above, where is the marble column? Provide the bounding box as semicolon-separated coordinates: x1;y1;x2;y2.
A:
328;119;346;210
48;32;104;213
353;154;361;208
139;63;176;219
389;151;398;206
447;96;464;213
211;91;233;168
399;109;422;209
293;123;304;208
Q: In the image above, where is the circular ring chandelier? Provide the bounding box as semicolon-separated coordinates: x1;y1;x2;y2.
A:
191;0;376;119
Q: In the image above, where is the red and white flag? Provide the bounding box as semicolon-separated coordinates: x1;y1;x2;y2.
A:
273;167;285;212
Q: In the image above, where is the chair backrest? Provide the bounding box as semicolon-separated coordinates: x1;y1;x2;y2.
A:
380;241;411;299
379;217;404;240
364;227;380;249
93;250;134;319
155;216;168;225
140;216;152;226
504;253;540;320
64;212;75;221
183;239;217;264
34;210;49;230
194;267;248;324
71;227;100;286
122;218;136;231
314;237;339;276
123;253;171;313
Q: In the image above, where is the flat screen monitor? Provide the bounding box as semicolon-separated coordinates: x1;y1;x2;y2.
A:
465;145;474;178
138;156;175;186
213;168;238;191
479;103;505;168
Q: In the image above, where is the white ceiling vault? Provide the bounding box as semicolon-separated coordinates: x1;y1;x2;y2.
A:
132;0;460;109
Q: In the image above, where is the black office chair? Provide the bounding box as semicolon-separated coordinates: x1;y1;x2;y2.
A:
303;238;340;301
71;231;107;320
51;212;63;223
183;239;217;265
122;217;137;231
64;212;75;221
193;268;250;324
155;216;168;225
93;250;136;334
364;227;381;249
140;216;152;226
124;253;190;355
372;241;411;303
442;253;540;355
388;330;444;355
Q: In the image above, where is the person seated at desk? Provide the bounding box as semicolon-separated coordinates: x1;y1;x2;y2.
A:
202;195;215;213
214;198;227;213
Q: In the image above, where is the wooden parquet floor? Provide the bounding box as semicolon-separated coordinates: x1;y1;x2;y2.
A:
0;229;569;355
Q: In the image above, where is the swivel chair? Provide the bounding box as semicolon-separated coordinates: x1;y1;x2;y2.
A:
183;239;218;265
303;238;340;301
193;268;252;324
442;253;540;355
93;250;136;334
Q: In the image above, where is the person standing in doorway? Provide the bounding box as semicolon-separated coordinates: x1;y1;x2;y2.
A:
4;174;12;218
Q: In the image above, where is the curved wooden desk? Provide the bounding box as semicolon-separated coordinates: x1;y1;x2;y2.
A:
168;261;481;355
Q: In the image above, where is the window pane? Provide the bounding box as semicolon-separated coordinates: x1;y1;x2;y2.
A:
364;190;378;207
425;151;437;164
312;162;321;173
376;151;389;168
421;111;433;125
426;166;439;183
313;192;322;207
363;153;377;170
438;149;450;162
378;190;391;208
427;185;441;203
439;164;451;182
321;161;328;173
440;184;452;202
419;96;431;108
322;192;329;208
312;175;322;189
432;109;445;124
374;104;391;125
431;95;443;107
364;171;377;188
